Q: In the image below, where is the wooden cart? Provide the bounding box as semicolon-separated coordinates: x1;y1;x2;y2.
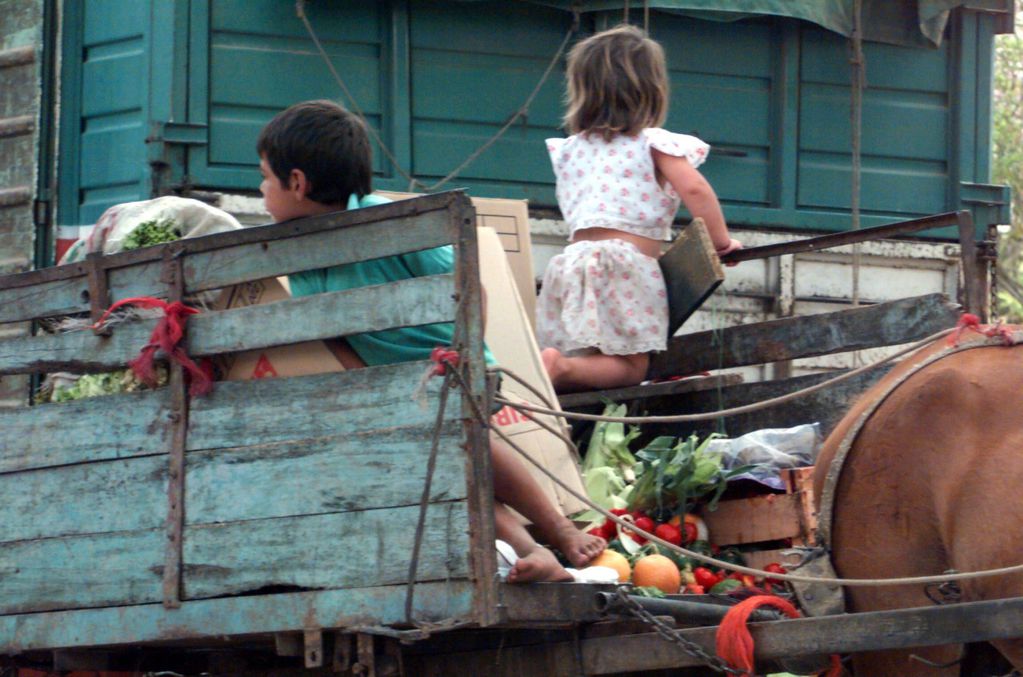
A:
1;192;1020;676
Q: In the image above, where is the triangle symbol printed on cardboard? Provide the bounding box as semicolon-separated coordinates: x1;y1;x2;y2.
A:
252;353;279;379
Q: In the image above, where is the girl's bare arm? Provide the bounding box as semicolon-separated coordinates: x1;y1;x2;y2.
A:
653;149;740;256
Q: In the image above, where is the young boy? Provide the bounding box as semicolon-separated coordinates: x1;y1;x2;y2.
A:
256;100;604;582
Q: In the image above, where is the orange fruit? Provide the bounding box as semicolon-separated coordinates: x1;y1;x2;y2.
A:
591;549;632;582
632;554;682;594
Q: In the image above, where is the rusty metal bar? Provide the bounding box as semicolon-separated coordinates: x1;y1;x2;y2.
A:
719;210;968;264
594;592;782;625
85;252;110;332
956;210;989;320
161;247;188;609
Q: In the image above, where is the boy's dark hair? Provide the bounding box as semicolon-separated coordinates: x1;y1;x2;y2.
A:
256;100;372;205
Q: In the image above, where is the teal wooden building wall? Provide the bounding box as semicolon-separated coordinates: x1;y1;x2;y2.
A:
56;0;1011;236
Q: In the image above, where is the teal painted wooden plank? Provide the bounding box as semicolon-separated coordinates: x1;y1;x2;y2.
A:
0;361;460;473
0;503;469;616
0;581;474;653
0;275;456;375
797;157;947;214
183;501;469;600
800;85;949;160
0;388;171;474
185;424;468;524
0;199;462;323
0;422;467;542
0;527;165;614
188;362;461;451
81;44;146;119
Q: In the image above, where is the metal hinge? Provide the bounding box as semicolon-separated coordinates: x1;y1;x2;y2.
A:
147;120;208;147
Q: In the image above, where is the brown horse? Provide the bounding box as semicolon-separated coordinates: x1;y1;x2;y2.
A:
813;325;1023;675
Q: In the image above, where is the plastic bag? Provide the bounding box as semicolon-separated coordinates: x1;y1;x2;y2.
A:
60;196;243;264
706;423;821;490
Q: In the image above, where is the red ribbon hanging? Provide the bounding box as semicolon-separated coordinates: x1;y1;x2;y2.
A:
92;296;213;396
716;594;842;676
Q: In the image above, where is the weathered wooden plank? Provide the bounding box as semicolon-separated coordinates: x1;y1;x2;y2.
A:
0;388;172;474
0;275;457;375
639;366;893;441
0;424;467;543
0;192;467;324
0;581;475;653
182;502;469;600
557;373;742;410
659;218;723;337
648;293;959;379
701;493;803;545
188;362;459;451
1;362;458;473
0;502;469;615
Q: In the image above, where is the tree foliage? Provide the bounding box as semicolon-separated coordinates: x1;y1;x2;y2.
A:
994;2;1023;320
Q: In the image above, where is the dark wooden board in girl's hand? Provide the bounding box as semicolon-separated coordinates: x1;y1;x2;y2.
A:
659;217;723;337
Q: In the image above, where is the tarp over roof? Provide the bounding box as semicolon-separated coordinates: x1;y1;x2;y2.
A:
461;1;1015;47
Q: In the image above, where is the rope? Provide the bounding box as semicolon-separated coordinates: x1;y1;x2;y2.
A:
446;350;1023;587
716;595;842;676
91;296;212;397
405;368;453;624
296;0;577;193
496;326;958;425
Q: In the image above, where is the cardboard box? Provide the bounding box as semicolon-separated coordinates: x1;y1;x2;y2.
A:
216;277;346;380
477;226;588;518
378;192;537;326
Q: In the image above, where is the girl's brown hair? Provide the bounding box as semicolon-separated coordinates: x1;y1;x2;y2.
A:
563;24;669;141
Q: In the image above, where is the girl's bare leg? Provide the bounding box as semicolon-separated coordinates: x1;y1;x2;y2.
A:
542;349;649;392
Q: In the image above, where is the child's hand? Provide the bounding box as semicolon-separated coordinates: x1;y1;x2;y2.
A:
715;238;743;266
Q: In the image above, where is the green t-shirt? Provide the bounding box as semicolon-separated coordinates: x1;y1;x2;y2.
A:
289;194;494;367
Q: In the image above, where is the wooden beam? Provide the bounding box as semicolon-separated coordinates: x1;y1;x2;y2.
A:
648;293;959;379
637;367;894;440
557;373;742;410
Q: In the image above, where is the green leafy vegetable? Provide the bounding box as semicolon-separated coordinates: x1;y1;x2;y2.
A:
122;218;181;250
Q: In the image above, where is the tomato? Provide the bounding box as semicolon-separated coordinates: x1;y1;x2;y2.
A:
683;583;705;595
627;516;655;544
653;523;683;546
693;567;720;589
601;509;630;540
681;522;698;545
587;527;605;539
763;562;787;586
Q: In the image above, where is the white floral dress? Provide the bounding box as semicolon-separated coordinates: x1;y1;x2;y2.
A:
536;128;710;355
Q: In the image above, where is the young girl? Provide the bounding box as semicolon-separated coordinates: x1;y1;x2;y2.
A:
537;24;741;392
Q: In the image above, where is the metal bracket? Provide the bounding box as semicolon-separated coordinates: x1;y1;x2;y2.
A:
353;633;375;677
85;252;111;334
304;628;324;668
161;250;188;609
147;121;209;147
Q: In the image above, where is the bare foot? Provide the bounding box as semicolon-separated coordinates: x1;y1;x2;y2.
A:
507;546;574;583
551;522;606;567
541;347;566;388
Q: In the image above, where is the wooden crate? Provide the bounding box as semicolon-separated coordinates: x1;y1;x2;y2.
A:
701;466;817;571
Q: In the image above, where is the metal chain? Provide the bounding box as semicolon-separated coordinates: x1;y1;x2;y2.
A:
613;587;745;675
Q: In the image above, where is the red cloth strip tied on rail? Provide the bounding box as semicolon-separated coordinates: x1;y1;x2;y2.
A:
91;296;213;396
948;313;1016;347
716;594;842;677
429;346;461;376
